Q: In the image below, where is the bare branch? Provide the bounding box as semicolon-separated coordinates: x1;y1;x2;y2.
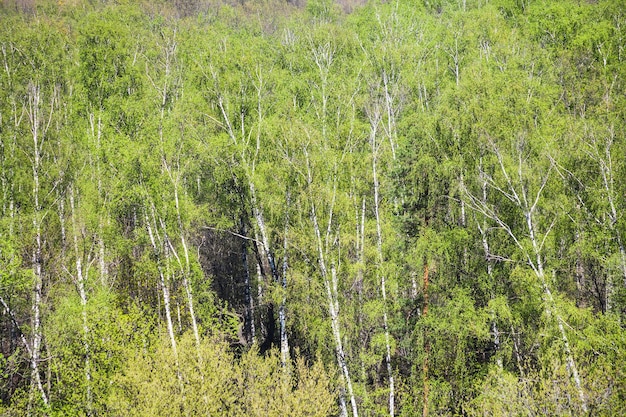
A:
201;226;264;247
0;293;33;357
530;163;553;216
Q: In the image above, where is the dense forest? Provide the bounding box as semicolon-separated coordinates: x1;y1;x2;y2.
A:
1;0;626;415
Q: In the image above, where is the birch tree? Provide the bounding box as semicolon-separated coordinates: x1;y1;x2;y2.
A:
25;81;57;411
304;146;358;417
145;25;202;352
302;32;363;415
0;18;72;411
202;34;290;353
365;95;395;417
580;124;626;308
141;194;180;364
463;137;588;413
68;185;93;414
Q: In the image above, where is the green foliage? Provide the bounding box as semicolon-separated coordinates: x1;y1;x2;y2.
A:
109;334;337;417
1;0;625;414
44;290;153;416
467;308;626;415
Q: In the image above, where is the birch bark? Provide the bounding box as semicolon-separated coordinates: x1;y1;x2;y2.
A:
69;186;92;415
240;220;256;345
305;150;359;417
280;191;291;368
145;206;178;359
148;29;201;351
87;112;108;286
26;82;52;410
475;158;502;368
368;104;395;417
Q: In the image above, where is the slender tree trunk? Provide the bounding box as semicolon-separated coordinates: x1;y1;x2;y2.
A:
166;181;200;351
27;82;49;411
160;255;177;357
368;95;395;417
212;54;288;354
160;250;178;357
307;156;358;417
88;112;108;287
178;235;200;348
372;138;395;417
596;133;626;300
249;182;284;351
146;209;186;402
422;264;429;417
30;139;47;413
280;191;291;369
527;213;587;412
475;163;501;367
0;294;35;376
381;70;397;160
145;207;178;358
355;196;367;384
151;28;200;353
57;190;66;255
249;182;279;283
69;186;92;415
253;229;266;341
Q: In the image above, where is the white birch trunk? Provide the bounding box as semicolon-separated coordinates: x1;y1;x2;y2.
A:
0;295;34;360
476;162;501;367
368;96;395;417
596;132;626;302
381;70;397;160
249;182;279;282
69;186;92;414
89;113;108;286
149;30;201;353
254;228;266;340
280;192;291;369
160;249;178;357
313;206;355;417
307;152;358;417
213;64;285;351
168;182;200;350
372;134;395;417
526;212;586;412
27;82;49;410
355;196;367;383
249;181;286;353
145;208;178;358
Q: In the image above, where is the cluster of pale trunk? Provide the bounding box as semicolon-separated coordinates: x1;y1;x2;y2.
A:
462;139;621;413
201;30;403;417
5;10;624;417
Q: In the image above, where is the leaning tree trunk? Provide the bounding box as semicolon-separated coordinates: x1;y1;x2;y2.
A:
306;150;359;417
145;206;178;360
